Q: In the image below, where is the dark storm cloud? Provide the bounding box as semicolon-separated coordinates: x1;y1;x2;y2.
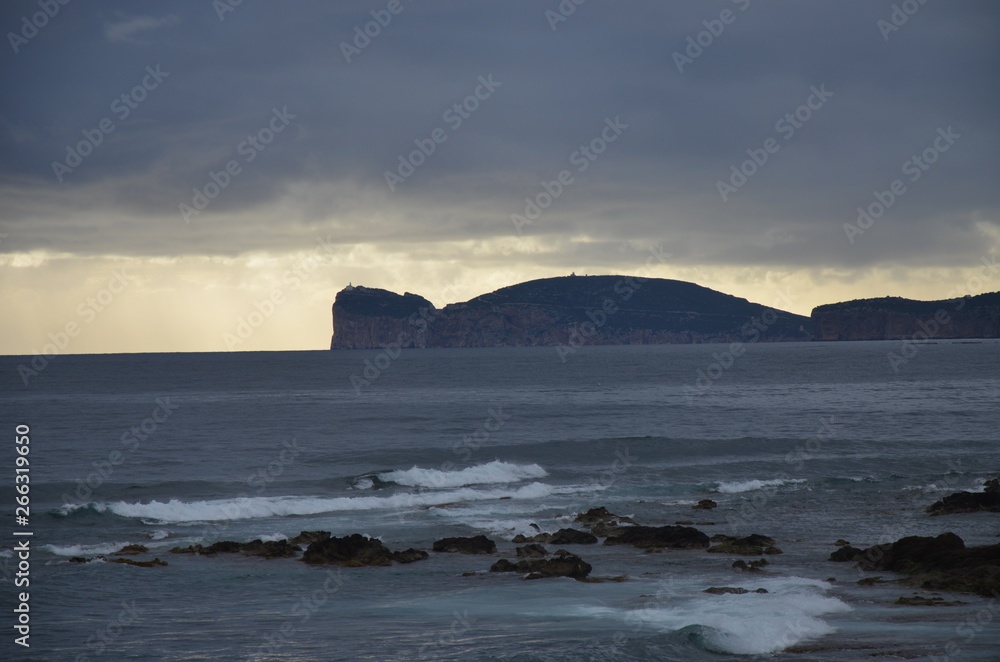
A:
1;0;997;265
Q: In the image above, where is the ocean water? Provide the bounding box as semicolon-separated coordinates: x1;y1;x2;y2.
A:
2;340;999;661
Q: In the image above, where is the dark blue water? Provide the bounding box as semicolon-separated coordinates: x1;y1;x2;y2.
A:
2;340;999;660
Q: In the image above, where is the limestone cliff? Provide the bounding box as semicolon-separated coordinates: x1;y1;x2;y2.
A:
330;276;812;349
811;292;1000;341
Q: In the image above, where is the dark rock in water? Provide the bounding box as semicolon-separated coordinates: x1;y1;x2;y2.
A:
241;539;302;559
603;525;710;550
704;586;768;595
763;546;783;555
171;539;300;558
512;532;553;544
693;499;718;510
834;539;852;547
110;557;167;568
858;576;890;586
853;532;1000;596
202;541;244;555
113;544;149;556
895;595;967;606
732;559;768;573
289;530;332;546
69;557;88;563
575;506;637;537
829;546;864;562
392;548;430;564
548;528;598;545
432;535;497;554
516;544;549;558
489;551;592;580
925;479;1000;515
302;534;395;567
707;534;776;556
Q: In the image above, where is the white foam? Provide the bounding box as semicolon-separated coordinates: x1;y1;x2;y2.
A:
583;576;850;655
58;482;571;524
43;542;132;556
714;478;807;494
378;460;548;489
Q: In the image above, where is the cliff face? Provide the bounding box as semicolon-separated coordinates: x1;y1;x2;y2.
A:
329;286;435;349
811;292;1000;341
331;276;812;349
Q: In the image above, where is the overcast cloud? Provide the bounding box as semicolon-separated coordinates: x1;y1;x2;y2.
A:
1;0;998;354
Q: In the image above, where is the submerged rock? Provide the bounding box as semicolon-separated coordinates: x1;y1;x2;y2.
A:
707;534;776;556
110;557;168;568
704;586;768;595
113;544;149;556
170;539;302;558
895;595;967;606
432;535;497;554
693;499;718;510
603;525;710;550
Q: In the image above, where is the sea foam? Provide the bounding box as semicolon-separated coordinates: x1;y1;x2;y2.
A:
589;576;850;655
714;478;807;494
57;482;568;524
378;460;548;488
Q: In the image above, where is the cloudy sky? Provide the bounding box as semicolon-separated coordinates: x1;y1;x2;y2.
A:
1;0;998;354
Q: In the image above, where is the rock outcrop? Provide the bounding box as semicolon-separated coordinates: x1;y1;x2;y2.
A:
811;292;1000;341
331;276;811;349
852;532;1000;596
432;535;497;554
926;479;1000;515
603;525;710;550
490;551;592;580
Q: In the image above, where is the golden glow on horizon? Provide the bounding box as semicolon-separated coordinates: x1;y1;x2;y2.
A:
2;242;998;355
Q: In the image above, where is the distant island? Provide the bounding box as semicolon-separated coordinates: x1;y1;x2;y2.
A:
812;292;1000;341
330;275;811;350
329;276;1000;349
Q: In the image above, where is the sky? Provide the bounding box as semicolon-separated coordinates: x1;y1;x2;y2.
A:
1;0;998;355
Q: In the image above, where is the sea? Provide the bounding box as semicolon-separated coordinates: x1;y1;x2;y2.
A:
2;340;999;661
